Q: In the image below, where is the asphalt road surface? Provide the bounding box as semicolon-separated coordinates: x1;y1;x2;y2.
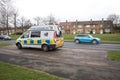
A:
64;42;120;51
0;40;120;51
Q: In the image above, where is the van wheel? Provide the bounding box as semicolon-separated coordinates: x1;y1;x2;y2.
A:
17;43;22;49
42;45;49;52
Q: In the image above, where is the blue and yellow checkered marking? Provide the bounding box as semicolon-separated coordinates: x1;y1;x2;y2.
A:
21;39;55;45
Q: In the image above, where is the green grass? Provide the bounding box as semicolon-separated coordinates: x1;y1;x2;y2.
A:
10;34;21;40
108;51;120;61
0;43;11;47
0;61;68;80
92;34;120;41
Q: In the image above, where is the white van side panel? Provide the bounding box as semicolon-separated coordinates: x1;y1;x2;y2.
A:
41;31;54;40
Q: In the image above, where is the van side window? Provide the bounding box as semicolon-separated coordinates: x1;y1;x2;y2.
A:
31;32;40;38
21;31;29;38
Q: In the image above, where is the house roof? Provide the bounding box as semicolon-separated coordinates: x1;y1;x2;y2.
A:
59;20;113;26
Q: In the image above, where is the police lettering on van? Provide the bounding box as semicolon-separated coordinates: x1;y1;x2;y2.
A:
16;25;64;51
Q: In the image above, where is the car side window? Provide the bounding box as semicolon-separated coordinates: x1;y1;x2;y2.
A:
77;35;81;37
31;31;40;38
77;35;83;37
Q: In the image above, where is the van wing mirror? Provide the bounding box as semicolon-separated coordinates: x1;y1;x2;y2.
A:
21;35;24;38
57;31;62;37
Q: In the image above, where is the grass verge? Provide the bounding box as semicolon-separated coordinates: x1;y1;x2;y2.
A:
0;61;68;80
0;43;11;47
10;34;21;40
108;50;120;61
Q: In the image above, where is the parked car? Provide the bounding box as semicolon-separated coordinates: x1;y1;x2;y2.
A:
0;35;11;40
74;34;100;44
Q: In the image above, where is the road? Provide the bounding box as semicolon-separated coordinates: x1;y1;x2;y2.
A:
0;40;120;51
64;42;120;51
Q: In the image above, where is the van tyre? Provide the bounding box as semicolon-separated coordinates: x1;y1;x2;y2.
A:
92;40;97;44
75;39;80;44
17;43;22;49
42;45;49;52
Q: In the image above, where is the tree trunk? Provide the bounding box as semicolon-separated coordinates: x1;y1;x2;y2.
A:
14;14;16;34
6;14;9;35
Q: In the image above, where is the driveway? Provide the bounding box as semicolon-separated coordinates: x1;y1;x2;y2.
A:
0;45;120;80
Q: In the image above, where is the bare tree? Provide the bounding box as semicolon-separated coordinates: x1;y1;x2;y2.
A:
107;14;120;24
47;14;57;25
17;17;32;33
20;17;25;32
34;16;42;25
13;9;18;34
0;0;16;35
24;19;32;29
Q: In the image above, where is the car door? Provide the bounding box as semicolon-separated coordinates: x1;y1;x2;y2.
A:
84;35;92;42
79;35;91;42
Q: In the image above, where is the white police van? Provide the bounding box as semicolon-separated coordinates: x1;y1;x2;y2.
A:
16;25;64;51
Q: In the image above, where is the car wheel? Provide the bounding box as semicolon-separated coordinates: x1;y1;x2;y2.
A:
17;43;22;49
92;40;97;44
75;39;80;44
42;45;49;52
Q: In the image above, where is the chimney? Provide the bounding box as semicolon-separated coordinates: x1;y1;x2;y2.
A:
102;18;104;23
90;19;93;23
102;18;104;21
90;19;92;22
90;19;92;24
66;20;68;26
76;19;78;25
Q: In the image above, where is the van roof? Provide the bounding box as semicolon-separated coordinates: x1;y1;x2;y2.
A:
28;25;58;31
28;29;55;31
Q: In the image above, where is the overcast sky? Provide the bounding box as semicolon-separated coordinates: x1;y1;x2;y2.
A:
14;0;120;21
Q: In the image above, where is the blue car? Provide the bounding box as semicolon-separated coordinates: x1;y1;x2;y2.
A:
74;34;100;44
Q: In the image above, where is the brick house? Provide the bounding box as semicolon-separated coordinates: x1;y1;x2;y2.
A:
113;24;120;33
59;19;113;34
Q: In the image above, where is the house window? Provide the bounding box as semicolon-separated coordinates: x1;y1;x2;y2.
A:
73;25;76;28
67;26;69;29
72;30;76;34
77;29;83;33
78;25;82;28
93;25;95;28
107;25;110;27
105;29;110;32
100;25;103;28
93;29;96;34
85;29;91;33
86;25;90;28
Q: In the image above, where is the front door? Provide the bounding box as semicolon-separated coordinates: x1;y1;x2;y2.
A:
20;31;30;47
